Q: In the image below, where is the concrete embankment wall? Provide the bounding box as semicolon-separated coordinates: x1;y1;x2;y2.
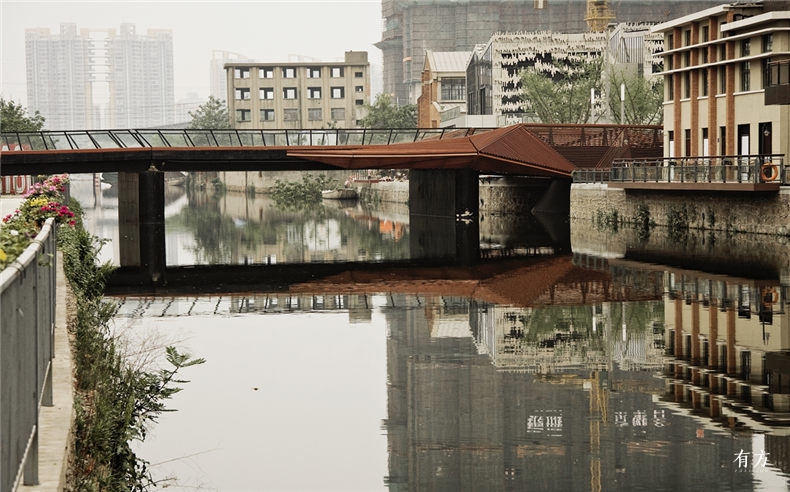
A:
571;183;790;236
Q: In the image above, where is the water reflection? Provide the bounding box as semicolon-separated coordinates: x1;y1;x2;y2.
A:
114;255;790;491
72;173;790;490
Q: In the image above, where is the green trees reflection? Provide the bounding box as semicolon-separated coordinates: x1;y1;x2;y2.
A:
171;188;410;264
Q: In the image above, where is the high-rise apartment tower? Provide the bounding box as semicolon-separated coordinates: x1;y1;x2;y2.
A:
25;23;175;130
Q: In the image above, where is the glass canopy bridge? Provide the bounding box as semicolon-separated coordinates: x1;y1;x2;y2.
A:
0;125;579;178
0;127;484;151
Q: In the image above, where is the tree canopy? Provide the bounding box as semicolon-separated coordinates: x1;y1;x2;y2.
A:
188;96;231;129
520;58;604;124
0;98;46;132
359;93;417;128
606;70;664;125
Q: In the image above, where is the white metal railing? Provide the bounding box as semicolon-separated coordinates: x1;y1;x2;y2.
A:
0;218;56;490
573;154;787;185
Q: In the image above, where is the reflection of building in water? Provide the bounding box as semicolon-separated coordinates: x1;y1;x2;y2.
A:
111;293;373;324
383;294;762;491
661;268;790;433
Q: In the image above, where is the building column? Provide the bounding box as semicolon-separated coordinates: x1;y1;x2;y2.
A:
409;168;479;264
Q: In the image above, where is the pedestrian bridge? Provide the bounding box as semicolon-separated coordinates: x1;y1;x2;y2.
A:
0;124;577;178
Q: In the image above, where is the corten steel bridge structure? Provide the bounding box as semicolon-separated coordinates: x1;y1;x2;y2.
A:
1;124;661;289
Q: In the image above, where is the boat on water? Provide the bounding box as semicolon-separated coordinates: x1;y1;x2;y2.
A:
322;188;358;200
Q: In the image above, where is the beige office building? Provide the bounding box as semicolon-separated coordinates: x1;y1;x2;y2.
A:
653;2;790;161
225;51;370;129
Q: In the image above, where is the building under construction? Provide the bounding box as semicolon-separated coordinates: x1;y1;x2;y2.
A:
377;0;726;104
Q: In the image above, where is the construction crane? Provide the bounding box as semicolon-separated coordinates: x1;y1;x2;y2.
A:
586;0;615;32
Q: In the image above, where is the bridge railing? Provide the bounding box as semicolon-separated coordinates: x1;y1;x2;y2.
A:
0;127;492;151
0;219;56;491
572;154;787;185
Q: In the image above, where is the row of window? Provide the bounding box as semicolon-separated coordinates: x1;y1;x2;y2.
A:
236;107;348;122
234;67;364;79
667;32;772;69
667;122;772;157
667;59;773;99
234;86;365;100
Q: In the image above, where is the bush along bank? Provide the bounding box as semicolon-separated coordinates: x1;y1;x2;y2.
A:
2;175;204;490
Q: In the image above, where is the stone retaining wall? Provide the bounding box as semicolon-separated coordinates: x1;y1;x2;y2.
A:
571;183;790;236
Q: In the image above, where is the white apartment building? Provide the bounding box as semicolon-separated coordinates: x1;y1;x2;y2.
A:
225;51;370;129
25;23;175;130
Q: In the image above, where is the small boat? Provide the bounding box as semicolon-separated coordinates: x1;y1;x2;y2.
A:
322;188;358;200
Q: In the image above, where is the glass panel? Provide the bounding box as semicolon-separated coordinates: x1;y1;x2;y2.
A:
49;134;72;150
286;131;311;145
237;131;266;146
262;131;288;146
309;130;337;146
111;131;145;147
416;129;445;141
185;130;213;147
21;134;50;150
364;130;391;145
67;132;97;149
211;131;240;146
2;134;21;150
90;131;123;149
338;130;364;145
390;131;418;143
160;131;190;147
137;131;167;147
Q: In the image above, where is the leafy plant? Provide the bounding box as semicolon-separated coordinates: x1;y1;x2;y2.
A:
271;173;336;209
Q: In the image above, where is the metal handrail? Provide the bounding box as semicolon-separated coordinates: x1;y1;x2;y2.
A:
0;127;491;151
573;154;787;185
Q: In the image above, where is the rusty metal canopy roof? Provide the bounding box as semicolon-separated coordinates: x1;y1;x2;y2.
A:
287;124;576;178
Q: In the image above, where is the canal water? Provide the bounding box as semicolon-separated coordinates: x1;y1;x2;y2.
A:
71;173;790;491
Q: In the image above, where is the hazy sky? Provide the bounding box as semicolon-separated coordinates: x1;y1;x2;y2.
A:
0;0;384;104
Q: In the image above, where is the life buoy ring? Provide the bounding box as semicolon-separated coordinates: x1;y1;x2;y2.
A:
762;287;778;306
760;162;779;182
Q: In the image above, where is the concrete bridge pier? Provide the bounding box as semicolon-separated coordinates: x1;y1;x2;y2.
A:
409;169;480;264
118;170;166;285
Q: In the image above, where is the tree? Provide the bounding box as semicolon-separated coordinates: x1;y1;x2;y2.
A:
359;93;417;128
607;70;664;125
188;96;231;129
519;58;604;124
0;98;45;132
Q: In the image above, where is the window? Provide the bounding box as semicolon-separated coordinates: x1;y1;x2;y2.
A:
260;87;274;99
741;39;750;57
283;109;298;121
763;34;773;53
719;44;726;61
720;68;726;94
261;109;274;121
354;71;363;78
331;67;344;77
308;108;322;121
330;108;345;120
259;67;273;78
308;87;322;99
355;86;364;93
235;87;250;100
684;129;691;157
667;74;674;100
236;109;251;121
331;87;344;98
702;25;709;43
683;72;690;98
441;78;465;100
283;87;297;99
684;30;691;47
282;67;296;78
234;68;250;79
355;99;364;106
307;67;321;78
701;48;708;64
741;61;750;91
